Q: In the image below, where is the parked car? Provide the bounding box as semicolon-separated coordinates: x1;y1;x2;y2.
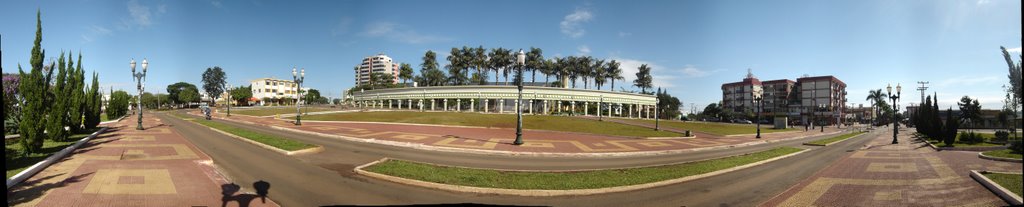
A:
732;119;753;124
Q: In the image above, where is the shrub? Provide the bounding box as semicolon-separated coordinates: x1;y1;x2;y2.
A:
942;108;958;146
993;130;1010;143
959;132;984;145
1010;140;1022;154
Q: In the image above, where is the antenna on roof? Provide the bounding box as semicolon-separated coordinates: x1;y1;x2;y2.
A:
746;68;754;79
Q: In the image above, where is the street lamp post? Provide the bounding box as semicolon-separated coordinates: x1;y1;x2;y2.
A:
514;49;526;145
293;67;305;125
887;83;901;144
754;88;763;138
820;104;826;132
130;58;148;130
225;83;231;117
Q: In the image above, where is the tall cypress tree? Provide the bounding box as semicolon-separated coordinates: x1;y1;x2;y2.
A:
84;72;101;129
68;52;86;132
19;10;47;154
47;51;70;141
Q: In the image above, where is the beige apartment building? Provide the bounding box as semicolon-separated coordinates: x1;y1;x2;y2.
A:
721;70;846;126
355;53;400;86
250;78;310;105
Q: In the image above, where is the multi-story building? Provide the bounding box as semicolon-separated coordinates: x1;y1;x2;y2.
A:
355;53;400;86
720;70;794;117
721;71;846;126
250;78;310;105
796;75;847;125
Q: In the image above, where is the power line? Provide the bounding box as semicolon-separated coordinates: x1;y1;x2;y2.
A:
916;81;929;104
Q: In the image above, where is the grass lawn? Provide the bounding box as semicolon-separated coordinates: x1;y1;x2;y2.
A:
301;111;682;137
171;112;316;151
364;147;803;190
100;113;111;122
982;172;1022;198
232;107;336;117
617;118;797;136
5;128;101;178
982;149;1023;159
805;131;866;146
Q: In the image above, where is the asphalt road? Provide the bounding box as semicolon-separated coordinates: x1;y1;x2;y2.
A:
158;111;882;206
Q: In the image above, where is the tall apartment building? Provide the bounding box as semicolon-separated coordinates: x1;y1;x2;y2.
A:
250;78;310;105
721;70;845;125
796;75;847;125
355;53;400;86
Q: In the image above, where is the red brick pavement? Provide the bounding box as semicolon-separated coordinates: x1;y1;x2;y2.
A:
7;113;278;207
761;128;1022;206
196;110;843;154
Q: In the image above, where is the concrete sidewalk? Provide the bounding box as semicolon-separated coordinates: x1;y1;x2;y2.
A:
7;114;278;207
761;128;1022;206
197;110;844;155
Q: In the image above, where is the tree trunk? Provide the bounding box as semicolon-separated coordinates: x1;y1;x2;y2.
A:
611;80;615;91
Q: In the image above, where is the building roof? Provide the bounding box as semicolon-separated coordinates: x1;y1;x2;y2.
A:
721;77;762;89
796;75;846;87
762;79;795;84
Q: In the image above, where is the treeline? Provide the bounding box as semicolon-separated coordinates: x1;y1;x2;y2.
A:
14;11;105;154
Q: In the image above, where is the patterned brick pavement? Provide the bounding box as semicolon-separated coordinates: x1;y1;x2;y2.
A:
761;127;1022;206
7;114;278;207
196;110;843;154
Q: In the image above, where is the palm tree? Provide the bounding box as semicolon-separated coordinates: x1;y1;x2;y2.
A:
580;56;594;89
866;89;884;125
445;47;462;85
607;60;623;91
566;56;579;88
489;48;512;85
473;46;487;85
593;59;607;90
399;63;413;86
527;47;544;84
634;64;653;94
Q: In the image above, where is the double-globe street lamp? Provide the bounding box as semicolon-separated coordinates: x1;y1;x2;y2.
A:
819;104;826;132
293;67;305;126
887;83;901;144
514;49;526;145
753;87;764;138
130;58;148;130
225;83;232;117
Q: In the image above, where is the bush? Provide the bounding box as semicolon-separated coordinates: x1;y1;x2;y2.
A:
958;132;984;145
993;130;1010;143
1010;140;1022;154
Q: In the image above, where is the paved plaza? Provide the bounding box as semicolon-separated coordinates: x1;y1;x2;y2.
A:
199;110;844;154
6;115;278;207
762;127;1022;206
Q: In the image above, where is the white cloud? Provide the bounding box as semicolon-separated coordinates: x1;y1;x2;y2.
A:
1007;47;1022;53
81;25;113;43
331;17;353;37
126;0;152;27
577;45;591;55
617;31;631;37
560;8;593;38
610;57;677;90
680;65;722;78
361;21;451;44
211;0;223;8
976;0;990;5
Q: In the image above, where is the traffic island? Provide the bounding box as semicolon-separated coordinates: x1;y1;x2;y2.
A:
969;170;1022;205
355;147;806;196
170;112;321;155
978;149;1023;163
802;131;866;146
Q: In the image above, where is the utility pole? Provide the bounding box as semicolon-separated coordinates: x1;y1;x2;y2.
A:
916;81;929;104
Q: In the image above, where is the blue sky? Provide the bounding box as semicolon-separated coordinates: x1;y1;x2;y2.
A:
2;0;1020;111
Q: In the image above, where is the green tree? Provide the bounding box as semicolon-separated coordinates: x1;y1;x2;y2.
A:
140;92;157;109
166;82;198;107
606;60;623;91
957;96;981;133
1001;46;1022;107
445;47;469;85
866;89;884;125
106;90;131;119
417;50;447;87
201;67;227;106
399;63;414;85
178;89;200;106
306;89;322;104
594;59;608;90
370;72;397;89
489;47;512;85
46;52;70;142
656;88;682;119
84;72;101;129
230;85;253;106
527;47;544;83
68;52;86;132
19;63;47;153
633;64;653;94
702;103;722;120
473;46;488;85
943;107;959;146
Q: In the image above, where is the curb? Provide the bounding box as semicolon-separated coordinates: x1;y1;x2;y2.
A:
969;170;1023;206
100;114;129;125
977;152;1023;163
354;148;809;196
919;138;1008;152
6;127;109;188
270;124;832;158
284;119;663;140
802;132;867;146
